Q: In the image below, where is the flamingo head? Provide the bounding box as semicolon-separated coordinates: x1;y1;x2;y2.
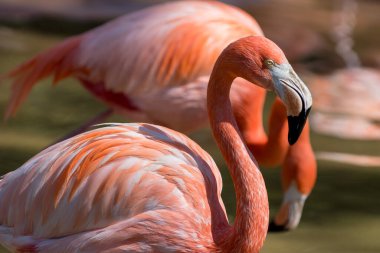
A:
224;36;312;145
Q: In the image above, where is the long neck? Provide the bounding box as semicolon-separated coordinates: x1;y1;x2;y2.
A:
208;64;269;253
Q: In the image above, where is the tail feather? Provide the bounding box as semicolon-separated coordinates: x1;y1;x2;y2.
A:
4;35;83;119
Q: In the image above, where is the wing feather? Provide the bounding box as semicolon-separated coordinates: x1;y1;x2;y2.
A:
0;123;225;240
77;1;263;94
4;1;263;119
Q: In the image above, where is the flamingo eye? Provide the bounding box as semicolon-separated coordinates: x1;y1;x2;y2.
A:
264;59;275;68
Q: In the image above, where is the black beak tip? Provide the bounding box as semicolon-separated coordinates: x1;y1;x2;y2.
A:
287;107;311;145
268;220;289;233
288;134;297;146
287;115;304;146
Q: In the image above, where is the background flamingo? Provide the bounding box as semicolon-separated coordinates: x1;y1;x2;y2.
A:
305;0;380;168
2;1;316;231
0;36;312;252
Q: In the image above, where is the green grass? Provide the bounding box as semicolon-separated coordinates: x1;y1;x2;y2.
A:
0;29;379;253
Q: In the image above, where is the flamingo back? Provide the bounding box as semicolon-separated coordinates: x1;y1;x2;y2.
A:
77;1;262;94
0;123;227;252
4;1;263;118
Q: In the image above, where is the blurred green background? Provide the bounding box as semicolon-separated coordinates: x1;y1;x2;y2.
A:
0;1;380;252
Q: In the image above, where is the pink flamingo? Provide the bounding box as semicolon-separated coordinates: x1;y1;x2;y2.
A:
0;36;312;253
3;1;316;230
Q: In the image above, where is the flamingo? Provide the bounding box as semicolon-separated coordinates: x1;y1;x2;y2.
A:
0;35;312;253
2;1;316;230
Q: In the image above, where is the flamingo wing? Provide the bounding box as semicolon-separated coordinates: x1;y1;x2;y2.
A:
76;1;262;93
0;123;226;252
4;1;262;118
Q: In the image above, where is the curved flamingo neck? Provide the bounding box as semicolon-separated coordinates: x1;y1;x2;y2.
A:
207;60;269;252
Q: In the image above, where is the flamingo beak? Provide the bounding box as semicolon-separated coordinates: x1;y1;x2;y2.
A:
276;66;312;145
268;199;305;232
287;106;311;145
268;183;308;232
269;62;313;145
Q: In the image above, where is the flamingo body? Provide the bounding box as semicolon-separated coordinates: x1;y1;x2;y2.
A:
0;123;227;252
6;1;262;133
4;1;316;230
0;33;314;252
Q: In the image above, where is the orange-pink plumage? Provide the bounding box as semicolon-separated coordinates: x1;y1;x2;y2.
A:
3;1;316;231
0;124;223;252
0;33;313;251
